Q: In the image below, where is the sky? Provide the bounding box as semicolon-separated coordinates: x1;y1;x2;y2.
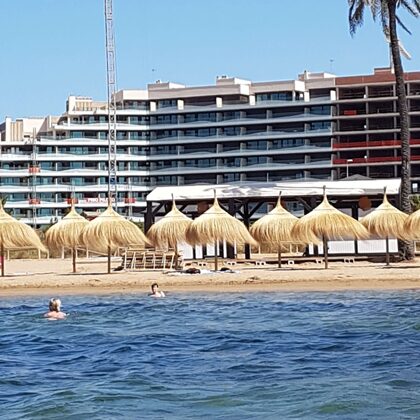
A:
1;0;419;118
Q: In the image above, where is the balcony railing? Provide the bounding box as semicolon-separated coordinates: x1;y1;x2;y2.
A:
333;139;420;149
333;155;420;164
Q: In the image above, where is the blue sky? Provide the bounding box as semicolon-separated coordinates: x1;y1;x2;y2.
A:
1;0;419;118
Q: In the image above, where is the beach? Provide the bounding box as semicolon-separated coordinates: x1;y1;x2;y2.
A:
0;257;419;296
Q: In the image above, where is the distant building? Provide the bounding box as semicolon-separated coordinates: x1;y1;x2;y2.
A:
0;67;419;226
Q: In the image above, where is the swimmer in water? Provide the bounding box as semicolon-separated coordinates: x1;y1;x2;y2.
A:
44;298;67;319
149;283;165;298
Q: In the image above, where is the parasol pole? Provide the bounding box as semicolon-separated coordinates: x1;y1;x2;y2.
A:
323;235;329;269
278;246;282;268
383;187;390;266
72;246;77;273
322;185;329;269
214;240;218;271
277;192;282;268
107;244;112;274
1;242;4;277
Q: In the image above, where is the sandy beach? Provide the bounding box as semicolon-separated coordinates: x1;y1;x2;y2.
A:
0;257;419;297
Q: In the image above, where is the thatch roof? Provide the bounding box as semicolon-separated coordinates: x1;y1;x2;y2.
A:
360;189;407;238
81;204;149;253
291;188;369;242
404;208;420;239
147;198;192;249
45;204;89;250
186;196;256;246
250;194;299;244
0;202;45;251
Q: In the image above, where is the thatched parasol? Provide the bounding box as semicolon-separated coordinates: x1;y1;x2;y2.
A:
45;202;89;273
403;201;420;241
291;186;369;269
361;187;408;266
0;202;46;276
147;196;192;269
186;191;257;270
250;193;299;268
81;201;149;273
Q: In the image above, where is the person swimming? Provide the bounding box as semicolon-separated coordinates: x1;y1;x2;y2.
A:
44;298;67;319
149;283;165;298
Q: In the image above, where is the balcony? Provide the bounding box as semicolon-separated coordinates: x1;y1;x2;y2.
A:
333;139;420;149
333;155;420;165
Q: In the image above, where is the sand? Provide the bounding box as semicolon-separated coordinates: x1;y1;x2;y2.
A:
0;256;419;297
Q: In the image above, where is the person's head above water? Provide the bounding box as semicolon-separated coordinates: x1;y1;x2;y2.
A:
151;283;159;294
49;298;61;312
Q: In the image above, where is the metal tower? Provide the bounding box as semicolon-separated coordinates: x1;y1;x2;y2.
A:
104;0;118;208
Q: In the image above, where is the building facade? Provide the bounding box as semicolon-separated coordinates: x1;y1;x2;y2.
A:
0;67;419;226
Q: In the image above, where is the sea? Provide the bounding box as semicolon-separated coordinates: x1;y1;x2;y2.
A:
1;290;419;419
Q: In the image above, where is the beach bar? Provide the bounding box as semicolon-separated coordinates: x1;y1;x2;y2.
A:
145;178;403;261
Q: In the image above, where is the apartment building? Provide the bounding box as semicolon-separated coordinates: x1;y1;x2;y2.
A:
0;67;419;226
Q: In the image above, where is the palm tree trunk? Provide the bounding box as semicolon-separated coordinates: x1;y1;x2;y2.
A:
388;1;414;260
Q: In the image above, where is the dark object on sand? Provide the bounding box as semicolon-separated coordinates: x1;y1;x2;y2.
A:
185;267;201;274
220;267;234;273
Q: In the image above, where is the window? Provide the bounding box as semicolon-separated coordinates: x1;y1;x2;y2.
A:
157;99;177;109
309;121;331;131
310;106;331;115
256;92;293;102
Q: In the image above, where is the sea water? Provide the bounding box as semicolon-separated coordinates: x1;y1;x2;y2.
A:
1;291;419;419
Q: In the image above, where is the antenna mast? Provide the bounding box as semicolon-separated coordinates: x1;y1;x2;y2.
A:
104;0;118;209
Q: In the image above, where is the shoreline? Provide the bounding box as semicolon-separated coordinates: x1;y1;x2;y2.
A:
0;258;419;297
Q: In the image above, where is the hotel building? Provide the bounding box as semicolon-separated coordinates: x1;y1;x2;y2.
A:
1;67;420;226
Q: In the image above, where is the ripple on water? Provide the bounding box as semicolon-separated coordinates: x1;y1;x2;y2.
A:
0;290;419;419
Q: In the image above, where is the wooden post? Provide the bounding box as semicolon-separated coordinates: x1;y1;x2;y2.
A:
72;246;77;273
386;237;390;266
174;243;178;270
107;245;111;274
1;243;4;277
323;236;329;269
278;246;282;269
214;240;218;271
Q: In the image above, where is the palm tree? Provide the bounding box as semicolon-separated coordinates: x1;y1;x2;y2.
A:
348;0;420;260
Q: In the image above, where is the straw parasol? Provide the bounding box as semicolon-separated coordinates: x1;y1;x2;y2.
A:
147;195;192;269
250;192;299;268
81;200;149;273
0;202;46;277
360;187;408;266
186;191;257;270
45;202;89;273
291;186;369;269
403;201;420;242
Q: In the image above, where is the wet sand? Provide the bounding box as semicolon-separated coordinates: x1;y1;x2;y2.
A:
0;257;419;297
